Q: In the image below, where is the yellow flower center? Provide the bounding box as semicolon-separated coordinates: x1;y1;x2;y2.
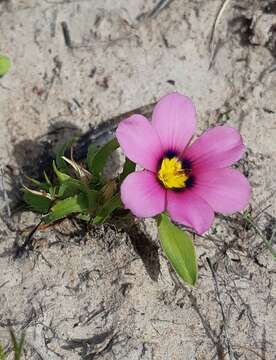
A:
158;157;188;189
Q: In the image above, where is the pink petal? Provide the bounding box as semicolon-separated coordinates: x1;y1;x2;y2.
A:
116;115;163;172
193;168;251;214
152;92;196;155
167;190;214;234
184;126;245;171
121;171;166;218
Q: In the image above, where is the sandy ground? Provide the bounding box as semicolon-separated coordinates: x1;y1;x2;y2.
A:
0;0;276;359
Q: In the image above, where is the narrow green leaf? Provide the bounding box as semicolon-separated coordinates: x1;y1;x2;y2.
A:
23;189;52;214
16;335;25;360
62;156;92;182
0;55;11;77
52;160;71;182
86;189;99;211
55;142;68;171
87;144;97;173
26;176;50;192
44;171;52;185
9;330;25;360
44;193;88;223
93;193;122;225
49;186;57;199
158;213;198;286
87;138;119;176
42;173;56;198
55;139;77;171
119;158;136;183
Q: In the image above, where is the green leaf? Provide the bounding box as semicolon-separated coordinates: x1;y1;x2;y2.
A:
86;189;99;211
44;193;88;223
26;176;51;192
93;193;122;225
25;174;56;199
87;144;97;173
119;158;136;183
23;189;52;214
0;55;11;77
57;179;98;211
44;171;52;186
57;178;84;198
53;160;71;182
62;156;92;182
87;138;119;177
158;213;198;286
55;142;69;171
55;139;77;171
9;330;25;360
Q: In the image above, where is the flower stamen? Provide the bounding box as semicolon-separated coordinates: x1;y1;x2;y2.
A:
158;157;188;189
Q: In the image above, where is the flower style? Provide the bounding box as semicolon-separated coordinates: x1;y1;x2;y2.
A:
116;93;251;234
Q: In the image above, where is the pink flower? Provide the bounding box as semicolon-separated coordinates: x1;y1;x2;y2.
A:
116;93;251;234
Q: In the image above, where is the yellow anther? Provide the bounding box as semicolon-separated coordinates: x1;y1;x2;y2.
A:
158;157;188;189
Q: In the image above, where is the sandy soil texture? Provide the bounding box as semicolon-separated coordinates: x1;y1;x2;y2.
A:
0;0;276;359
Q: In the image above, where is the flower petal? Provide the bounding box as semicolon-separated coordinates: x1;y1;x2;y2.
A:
193;168;251;214
167;190;214;234
116;114;163;171
152;92;197;154
121;171;166;218
184;126;245;171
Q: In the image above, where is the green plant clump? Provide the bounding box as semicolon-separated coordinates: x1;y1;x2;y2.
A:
23;138;198;286
23;138;130;226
